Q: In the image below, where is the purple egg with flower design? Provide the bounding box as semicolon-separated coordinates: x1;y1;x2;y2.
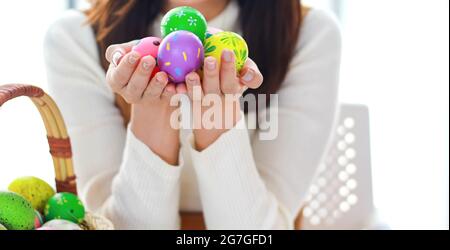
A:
158;31;204;83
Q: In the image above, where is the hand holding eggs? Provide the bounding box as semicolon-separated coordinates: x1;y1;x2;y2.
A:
131;7;249;84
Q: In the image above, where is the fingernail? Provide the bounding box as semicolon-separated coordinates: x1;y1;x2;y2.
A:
142;58;155;71
187;74;197;83
156;73;165;83
112;51;123;66
128;53;139;65
223;50;234;63
206;59;216;70
142;62;151;71
243;70;255;82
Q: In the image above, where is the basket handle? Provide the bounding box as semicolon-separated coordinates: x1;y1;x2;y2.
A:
0;84;78;195
0;84;44;105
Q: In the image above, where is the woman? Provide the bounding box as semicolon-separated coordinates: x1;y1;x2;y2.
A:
44;0;341;229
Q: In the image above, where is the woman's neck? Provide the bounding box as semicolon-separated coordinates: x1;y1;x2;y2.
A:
164;0;231;21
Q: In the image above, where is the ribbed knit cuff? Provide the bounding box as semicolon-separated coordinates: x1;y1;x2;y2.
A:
126;127;184;180
188;114;279;229
108;127;183;229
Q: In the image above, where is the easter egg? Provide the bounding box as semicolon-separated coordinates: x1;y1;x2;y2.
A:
132;37;162;78
133;37;161;57
8;176;55;212
204;31;248;72
0;223;7;230
44;193;85;224
161;6;207;42
158;31;204;83
41;220;82;230
0;191;35;230
34;210;44;229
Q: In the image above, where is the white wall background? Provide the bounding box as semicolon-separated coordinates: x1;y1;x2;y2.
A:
338;0;449;230
0;0;448;230
0;1;67;192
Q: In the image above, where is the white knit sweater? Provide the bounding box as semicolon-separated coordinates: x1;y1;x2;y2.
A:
43;1;341;230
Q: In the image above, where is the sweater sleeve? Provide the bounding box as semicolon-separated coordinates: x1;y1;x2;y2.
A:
188;9;342;229
43;11;183;229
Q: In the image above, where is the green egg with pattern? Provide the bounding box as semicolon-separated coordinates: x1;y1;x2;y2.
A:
8;176;55;213
0;191;35;230
44;193;85;224
204;31;248;72
161;6;208;42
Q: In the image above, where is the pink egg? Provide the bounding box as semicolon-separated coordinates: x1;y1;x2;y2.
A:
34;210;44;229
133;37;161;58
34;216;42;229
132;37;162;78
158;31;204;83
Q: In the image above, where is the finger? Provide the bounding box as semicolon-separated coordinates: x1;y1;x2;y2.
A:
105;40;138;65
106;65;127;92
144;71;169;100
220;49;241;94
207;26;223;35
176;83;188;94
162;83;177;99
125;56;156;103
185;72;203;101
106;45;125;66
107;51;142;91
239;59;264;89
202;56;221;94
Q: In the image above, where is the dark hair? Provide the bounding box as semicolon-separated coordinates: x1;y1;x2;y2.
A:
86;0;302;100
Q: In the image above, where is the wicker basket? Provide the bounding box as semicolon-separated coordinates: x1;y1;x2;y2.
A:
0;84;114;230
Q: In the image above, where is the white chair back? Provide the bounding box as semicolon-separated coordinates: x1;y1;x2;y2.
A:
301;104;375;230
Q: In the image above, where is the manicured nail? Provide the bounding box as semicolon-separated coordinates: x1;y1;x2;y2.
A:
243;69;255;82
112;51;123;66
187;74;197;83
206;59;216;70
143;62;151;71
223;50;234;63
128;53;139;65
156;73;165;83
143;58;155;71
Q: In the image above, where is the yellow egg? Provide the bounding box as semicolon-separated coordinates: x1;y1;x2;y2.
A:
8;177;55;213
204;31;248;72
